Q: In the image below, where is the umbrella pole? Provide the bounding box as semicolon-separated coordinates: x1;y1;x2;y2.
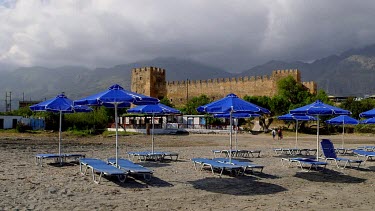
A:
152;113;155;153
229;111;233;163
235;118;238;150
295;119;298;149
59;110;62;157
316;116;319;161
115;103;119;168
341;121;345;149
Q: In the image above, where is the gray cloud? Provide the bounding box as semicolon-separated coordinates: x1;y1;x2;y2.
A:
1;0;375;72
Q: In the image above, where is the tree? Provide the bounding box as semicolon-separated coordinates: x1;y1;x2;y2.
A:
181;95;211;115
64;106;109;133
243;95;271;110
159;97;175;108
6;106;33;117
311;89;330;103
340;97;375;118
269;95;290;115
243;95;274;131
277;76;311;105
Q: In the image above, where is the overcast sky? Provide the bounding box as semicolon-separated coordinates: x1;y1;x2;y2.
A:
1;0;375;72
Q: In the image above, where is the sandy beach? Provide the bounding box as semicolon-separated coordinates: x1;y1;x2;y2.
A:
0;132;374;210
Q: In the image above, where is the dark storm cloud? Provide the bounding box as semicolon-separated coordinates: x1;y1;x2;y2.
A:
1;0;375;71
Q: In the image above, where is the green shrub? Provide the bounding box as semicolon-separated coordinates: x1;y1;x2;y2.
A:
16;122;31;133
102;130;140;137
354;124;375;134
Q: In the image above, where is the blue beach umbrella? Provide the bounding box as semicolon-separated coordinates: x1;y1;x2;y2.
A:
359;109;375;118
213;112;261;118
326;115;359;149
278;113;317;148
290;100;351;160
197;93;270;114
30;93;93;156
214;112;260;150
127;103;181;153
197;93;270;162
361;117;375;124
74;84;159;166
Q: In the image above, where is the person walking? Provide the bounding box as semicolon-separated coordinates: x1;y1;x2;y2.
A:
278;128;283;140
271;129;276;140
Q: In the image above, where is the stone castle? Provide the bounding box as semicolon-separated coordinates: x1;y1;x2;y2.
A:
131;67;317;106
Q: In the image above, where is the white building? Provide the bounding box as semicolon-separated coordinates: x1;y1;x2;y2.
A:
0;116;23;129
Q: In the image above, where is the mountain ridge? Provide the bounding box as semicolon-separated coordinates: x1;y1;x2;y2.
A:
1;44;375;111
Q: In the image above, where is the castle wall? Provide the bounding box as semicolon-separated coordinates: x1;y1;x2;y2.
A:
131;67;317;106
166;69;307;106
302;81;317;95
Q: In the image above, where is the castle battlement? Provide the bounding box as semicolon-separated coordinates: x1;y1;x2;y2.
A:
132;67;316;106
166;70;297;86
302;81;315;86
272;69;299;75
132;66;165;75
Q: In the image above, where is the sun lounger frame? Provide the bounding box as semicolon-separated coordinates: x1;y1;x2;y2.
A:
321;139;362;169
128;151;179;162
213;158;264;174
128;151;164;161
161;151;179;161
273;148;317;156
191;158;243;177
357;146;375;152
79;158;127;184
353;150;375;165
213;149;261;158
335;148;355;155
281;157;327;172
35;153;85;166
107;158;153;181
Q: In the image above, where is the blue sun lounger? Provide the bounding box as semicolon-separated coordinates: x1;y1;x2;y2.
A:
225;149;261;158
107;158;153;181
353;150;375;165
79;158;127;184
335;148;355;155
35;153;85;166
35;154;62;166
273;148;317;156
128;151;164;161
281;157;327;172
273;148;301;155
191;158;243;177
357;146;375;151
159;151;179;161
213;158;264;173
213;149;261;158
128;151;179;161
321;139;362;169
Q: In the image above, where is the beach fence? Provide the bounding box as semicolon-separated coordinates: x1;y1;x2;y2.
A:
20;117;45;130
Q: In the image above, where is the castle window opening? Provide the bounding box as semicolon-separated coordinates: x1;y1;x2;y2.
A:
139;77;142;80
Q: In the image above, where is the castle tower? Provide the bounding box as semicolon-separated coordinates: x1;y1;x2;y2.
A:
131;67;167;99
